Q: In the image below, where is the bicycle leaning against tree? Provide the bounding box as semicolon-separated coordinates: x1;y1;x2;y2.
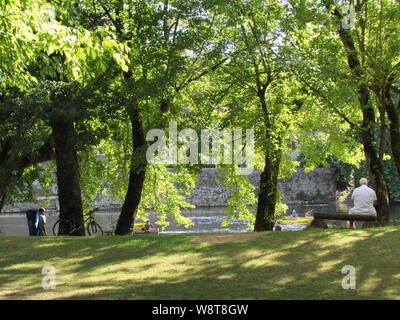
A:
52;208;104;236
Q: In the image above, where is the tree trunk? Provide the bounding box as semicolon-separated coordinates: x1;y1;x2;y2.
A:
115;102;147;235
360;92;390;225
51;119;85;235
254;151;281;231
0;189;7;213
0;168;19;213
384;86;400;176
160;97;172;113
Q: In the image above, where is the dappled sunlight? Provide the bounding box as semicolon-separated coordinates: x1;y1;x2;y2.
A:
216;274;235;280
2;262;43;272
273;274;298;286
382;286;400;299
33;285;123;300
1;227;400;299
241;251;288;268
357;269;383;295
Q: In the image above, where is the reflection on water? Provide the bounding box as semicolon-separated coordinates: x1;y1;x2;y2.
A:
1;203;400;236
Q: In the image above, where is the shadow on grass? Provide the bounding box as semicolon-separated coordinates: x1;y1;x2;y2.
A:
0;227;399;299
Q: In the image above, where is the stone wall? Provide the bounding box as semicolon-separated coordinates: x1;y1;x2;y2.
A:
2;167;337;213
278;168;337;203
185;167;337;206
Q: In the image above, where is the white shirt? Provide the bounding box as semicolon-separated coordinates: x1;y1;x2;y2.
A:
40;214;46;224
349;185;377;215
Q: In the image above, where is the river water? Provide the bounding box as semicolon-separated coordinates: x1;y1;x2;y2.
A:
1;203;400;236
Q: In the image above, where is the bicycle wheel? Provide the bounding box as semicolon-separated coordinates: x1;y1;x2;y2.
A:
52;219;73;236
87;222;103;236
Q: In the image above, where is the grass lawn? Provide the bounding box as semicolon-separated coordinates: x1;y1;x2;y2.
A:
1;227;399;300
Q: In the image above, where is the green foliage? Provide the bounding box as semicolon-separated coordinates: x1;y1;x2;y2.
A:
2;160;55;208
79;148;108;213
353;158;400;203
98;116;132;203
0;0;129;89
137;165;197;230
383;160;400;203
2;166;39;206
274;192;289;220
324;150;400;203
296;190;330;202
327;157;355;191
220;165;257;228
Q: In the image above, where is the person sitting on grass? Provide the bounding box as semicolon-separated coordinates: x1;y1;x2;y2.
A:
142;220;154;232
305;209;314;217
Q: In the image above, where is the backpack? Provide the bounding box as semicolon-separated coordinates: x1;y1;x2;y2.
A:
26;209;39;236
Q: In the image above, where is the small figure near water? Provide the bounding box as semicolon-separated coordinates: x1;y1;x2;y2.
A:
305;209;314;217
347;178;377;229
142;220;155;233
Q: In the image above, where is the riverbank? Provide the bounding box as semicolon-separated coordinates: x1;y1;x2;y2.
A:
2;205;400;235
1;227;399;299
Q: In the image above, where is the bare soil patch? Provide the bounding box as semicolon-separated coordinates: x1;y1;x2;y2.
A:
191;232;263;244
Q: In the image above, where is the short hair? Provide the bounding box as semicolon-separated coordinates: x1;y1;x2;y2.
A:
359;178;368;185
39;207;45;213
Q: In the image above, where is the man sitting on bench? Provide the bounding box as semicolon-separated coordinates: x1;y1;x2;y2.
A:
347;178;377;229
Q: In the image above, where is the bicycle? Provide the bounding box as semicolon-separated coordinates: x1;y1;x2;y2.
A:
52;208;104;236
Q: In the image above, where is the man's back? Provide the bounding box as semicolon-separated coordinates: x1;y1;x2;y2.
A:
350;185;377;215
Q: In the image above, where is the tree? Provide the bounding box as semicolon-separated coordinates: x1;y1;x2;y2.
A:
322;0;390;224
75;0;228;234
209;0;311;231
283;0;392;224
0;0;129;235
353;1;400;177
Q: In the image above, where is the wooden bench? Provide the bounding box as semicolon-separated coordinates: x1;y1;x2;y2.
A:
311;212;379;229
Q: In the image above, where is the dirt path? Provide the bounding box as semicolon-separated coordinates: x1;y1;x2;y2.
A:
191;232;263;244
